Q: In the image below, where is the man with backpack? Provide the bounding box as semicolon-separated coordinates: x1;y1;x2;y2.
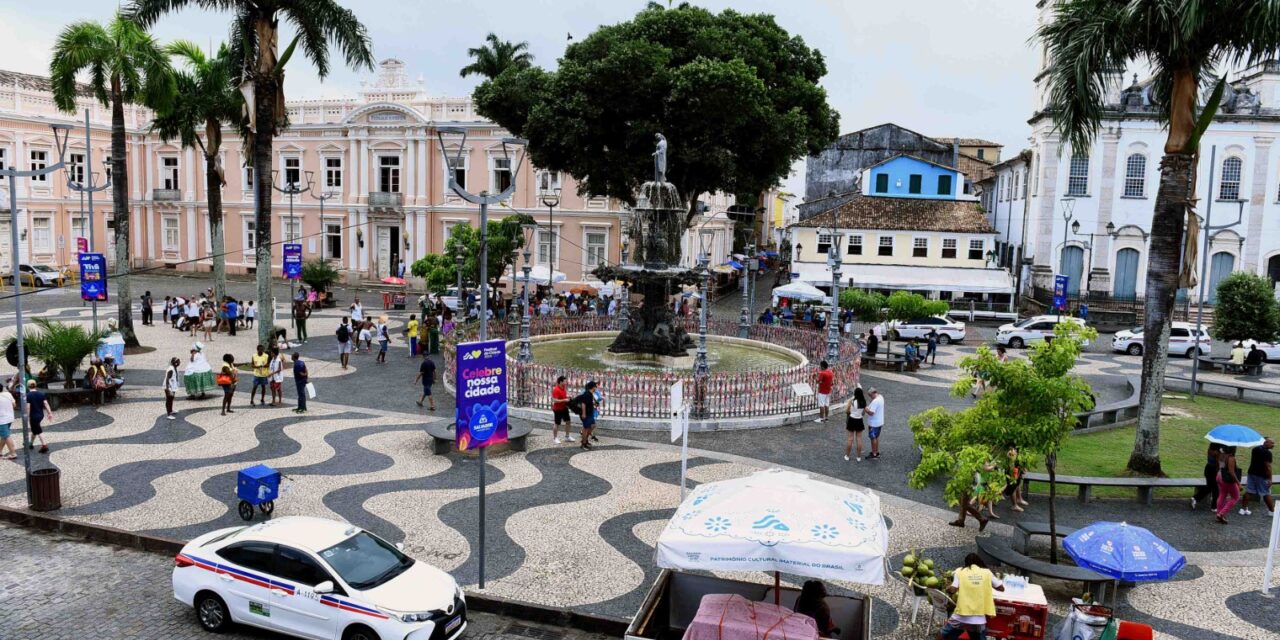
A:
336;317;353;370
567;381;598;450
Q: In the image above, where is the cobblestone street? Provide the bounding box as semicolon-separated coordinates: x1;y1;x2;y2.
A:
0;523;612;640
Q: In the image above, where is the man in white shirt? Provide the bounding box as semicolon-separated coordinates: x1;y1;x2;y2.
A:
350;298;365;324
0;387;15;459
864;387;885;459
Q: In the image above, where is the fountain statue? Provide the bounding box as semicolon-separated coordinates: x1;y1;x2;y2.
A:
593;134;699;366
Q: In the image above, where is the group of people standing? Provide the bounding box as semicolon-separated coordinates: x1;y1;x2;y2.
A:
1195;437;1274;523
160;289;255;340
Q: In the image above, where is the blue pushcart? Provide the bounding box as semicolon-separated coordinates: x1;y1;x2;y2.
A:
236;464;282;521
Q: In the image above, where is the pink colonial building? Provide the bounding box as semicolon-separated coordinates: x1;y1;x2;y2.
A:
0;59;738;286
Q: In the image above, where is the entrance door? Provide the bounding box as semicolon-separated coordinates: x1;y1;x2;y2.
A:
1207;251;1235;304
1113;248;1139;300
1268;254;1280;290
1060;245;1084;295
388;227;400;278
376;226;391;279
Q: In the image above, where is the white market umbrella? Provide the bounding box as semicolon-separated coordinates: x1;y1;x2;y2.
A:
503;265;567;287
656;469;889;601
771;281;831;304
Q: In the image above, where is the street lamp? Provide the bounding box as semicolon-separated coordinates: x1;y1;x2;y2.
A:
272;169;314;325
747;243;759;325
824;229;843;363
694;249;712;418
454;251;466;338
313;189;338;263
65;110;111;333
518;223;536;363
616;239;631;331
540;185;561;291
737;235;755;338
1189;146;1246;399
2;122;70;507
1069;218;1098;297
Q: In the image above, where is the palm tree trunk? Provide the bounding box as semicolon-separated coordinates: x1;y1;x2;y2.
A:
205;149;226;304
1127;152;1193;476
253;108;274;347
110;79;138;348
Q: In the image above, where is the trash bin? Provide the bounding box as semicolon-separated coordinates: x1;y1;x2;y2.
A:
29;466;61;511
429;327;440;355
382;292;393;309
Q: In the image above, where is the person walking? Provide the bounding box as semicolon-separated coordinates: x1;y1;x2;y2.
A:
1215;446;1242;524
358;320;373;354
570;381;599;450
864;387;884;459
269;347;286;407
163;356;181;420
0;385;16;459
250;344;270;406
201;303;216;342
336;317;353;369
376;317;390;364
414;356;436;410
185;298;201;336
406;314;419;357
926;329;939;365
1241;437;1275;516
865;330;879;358
292;352;309;414
25;380;52;453
217;353;239;416
350;297;365;325
844;386;866;461
245;300;256;329
140;290;154;326
813;360;834;423
551;376;576;444
225;298;239;336
1002;447;1028;512
292;298;311;344
940;554;1005;640
1192;442;1223;510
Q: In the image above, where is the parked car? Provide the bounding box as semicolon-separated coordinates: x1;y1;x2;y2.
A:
995;315;1088;349
7;263;63;286
173;516;466;640
1241;339;1280;362
440;286;461;311
877;316;966;344
1111;322;1210;357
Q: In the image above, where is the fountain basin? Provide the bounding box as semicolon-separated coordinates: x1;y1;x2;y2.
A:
513;331;807;373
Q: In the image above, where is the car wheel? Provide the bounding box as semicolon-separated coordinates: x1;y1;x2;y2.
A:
1010;337;1024;349
1127;344;1143;356
1186;348;1201;359
343;625;382;640
888;330;900;341
195;592;231;633
938;334;952;345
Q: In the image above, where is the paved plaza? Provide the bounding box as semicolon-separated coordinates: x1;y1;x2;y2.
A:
0;283;1278;639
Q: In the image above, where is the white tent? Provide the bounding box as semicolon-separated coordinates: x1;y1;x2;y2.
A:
502;265;567;287
655;469;889;585
771;281;831;305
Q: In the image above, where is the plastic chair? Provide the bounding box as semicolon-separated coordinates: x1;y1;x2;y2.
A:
886;560;926;630
1116;620;1154;640
922;588;955;639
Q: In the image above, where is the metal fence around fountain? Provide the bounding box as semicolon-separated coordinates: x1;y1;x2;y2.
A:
443;316;860;420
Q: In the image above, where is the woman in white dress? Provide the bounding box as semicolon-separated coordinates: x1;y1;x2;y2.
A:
183;343;216;399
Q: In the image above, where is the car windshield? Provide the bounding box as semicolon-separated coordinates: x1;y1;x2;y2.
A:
1127;327;1143;335
1012;317;1040;328
319;531;414;590
32;265;57;273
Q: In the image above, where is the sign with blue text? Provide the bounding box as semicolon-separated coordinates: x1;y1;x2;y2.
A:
282;243;303;279
1053;274;1070;311
455;339;508;451
79;252;107;301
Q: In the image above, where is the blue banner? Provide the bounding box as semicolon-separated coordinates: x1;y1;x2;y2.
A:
454;339;508;451
79;252;107;302
1053;274;1070;311
283;243;303;280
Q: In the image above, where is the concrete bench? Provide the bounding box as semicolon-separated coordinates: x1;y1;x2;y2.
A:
423;420;531;455
42;382;122;410
1022;471;1278;505
1166;375;1280;401
1013;521;1078;554
860;353;905;373
1074;375;1140;429
977;536;1110;601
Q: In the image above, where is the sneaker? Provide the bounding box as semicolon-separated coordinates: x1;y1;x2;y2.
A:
167;415;176;421
814;418;823;423
1240;508;1252;516
567;436;576;442
554;438;562;444
856;457;862;462
38;445;48;454
843;455;850;461
1190;497;1197;510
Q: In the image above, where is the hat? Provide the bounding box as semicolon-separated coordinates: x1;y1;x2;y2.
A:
192;342;204;352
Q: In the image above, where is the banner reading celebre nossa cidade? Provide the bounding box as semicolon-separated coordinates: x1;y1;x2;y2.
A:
454;339;508;451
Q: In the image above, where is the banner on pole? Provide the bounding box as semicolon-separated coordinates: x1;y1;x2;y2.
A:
670;381;684;443
455;339;508;451
283;243;303;280
76;237;88;255
1053;274;1070;311
79;252;107;301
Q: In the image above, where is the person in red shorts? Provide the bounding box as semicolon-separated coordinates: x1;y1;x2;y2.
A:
551;376;575;444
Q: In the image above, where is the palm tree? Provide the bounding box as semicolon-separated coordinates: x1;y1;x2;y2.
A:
129;0;374;347
1037;0;1280;475
50;13;175;349
152;41;245;304
460;33;533;80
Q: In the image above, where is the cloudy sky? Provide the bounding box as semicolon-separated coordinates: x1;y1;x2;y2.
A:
2;0;1040;191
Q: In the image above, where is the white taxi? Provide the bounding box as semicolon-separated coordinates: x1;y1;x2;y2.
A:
1111;322;1210;358
173;516;466;640
994;315;1089;349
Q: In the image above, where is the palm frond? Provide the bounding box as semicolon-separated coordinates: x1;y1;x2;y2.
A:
49;20;112;111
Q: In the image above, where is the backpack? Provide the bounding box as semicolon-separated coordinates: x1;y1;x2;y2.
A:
336;323;350;343
567;392;585;414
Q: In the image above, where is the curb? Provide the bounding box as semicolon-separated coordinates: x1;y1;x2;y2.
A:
0;504;630;637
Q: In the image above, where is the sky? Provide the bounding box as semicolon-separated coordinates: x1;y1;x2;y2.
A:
0;0;1041;194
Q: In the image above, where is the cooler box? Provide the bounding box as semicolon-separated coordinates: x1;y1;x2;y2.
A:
237;464;281;503
988;597;1049;639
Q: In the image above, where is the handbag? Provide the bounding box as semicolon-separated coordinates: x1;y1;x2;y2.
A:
215;371;233;386
306;382;317;399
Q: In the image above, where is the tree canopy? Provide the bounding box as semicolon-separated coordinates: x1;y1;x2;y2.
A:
460;33;533;80
1211;272;1280;343
473;3;839;222
411;214;535;293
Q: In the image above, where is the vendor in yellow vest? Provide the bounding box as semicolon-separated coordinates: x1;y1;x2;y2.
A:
941;553;1005;640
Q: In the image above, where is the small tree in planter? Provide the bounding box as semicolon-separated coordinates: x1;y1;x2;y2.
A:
839;289;886;324
1211;272;1280;346
301;259;341;303
22;318;108;389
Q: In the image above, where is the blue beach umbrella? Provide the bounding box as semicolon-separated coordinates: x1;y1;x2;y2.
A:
1064;522;1185;581
1205;424;1265;448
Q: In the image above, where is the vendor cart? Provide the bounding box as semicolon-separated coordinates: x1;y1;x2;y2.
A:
235;464;282;521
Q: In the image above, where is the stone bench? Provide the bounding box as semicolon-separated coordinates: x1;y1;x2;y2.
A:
977;536;1110;601
860;353;905;373
1166;375;1280;401
1022;471;1278;505
423;420;532;455
1013;521;1078;554
41;382;122;410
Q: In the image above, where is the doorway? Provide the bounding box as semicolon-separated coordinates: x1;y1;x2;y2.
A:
376;225;401;279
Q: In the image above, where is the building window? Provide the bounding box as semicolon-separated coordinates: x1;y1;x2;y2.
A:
446;155;467;191
874;173;888;193
908;174;922;194
912;237;928;258
1219;156;1242;200
283;156;301;188
977;148;986;160
0;147;6;171
847;235;863;256
325;223;342;259
537;228;558;266
32;216;52;252
1124;154;1146;197
937;174;952;195
69;153;85;185
29;150;47;182
1066;153;1088;196
325;157;342;189
816;233;833;255
878;236;893;257
282;219;301;243
244;220;256;253
1013;172;1020;199
537;170;561;193
162;156;179;190
243;164;254;190
162;216;180;251
378;156;400;193
71;217;86;243
584;230;607;269
968;238;985;260
942;238;957;259
491;156;512;193
103;155;112;183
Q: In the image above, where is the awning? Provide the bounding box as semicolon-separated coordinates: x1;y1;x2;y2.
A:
724;260;744;270
791;262;1014;294
502;265;567;286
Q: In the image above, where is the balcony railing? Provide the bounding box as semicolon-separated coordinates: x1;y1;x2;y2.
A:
153;188;181;202
368;192;402;208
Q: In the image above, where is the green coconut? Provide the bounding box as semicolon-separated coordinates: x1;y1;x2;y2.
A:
903;554;917;567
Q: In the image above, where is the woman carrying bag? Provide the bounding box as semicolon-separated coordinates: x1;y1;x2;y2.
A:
217;353;239;416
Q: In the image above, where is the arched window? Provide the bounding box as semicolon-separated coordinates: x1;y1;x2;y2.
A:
1219;156;1243;200
1123;154;1146;197
1067;153;1089;196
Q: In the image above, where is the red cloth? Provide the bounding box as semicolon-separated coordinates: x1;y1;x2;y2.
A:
682;594;818;640
551;385;569;411
816;370;834;395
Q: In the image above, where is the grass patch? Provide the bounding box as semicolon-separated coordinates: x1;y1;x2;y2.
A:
1028;396;1273;499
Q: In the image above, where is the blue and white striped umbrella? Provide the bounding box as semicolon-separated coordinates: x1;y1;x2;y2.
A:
1205;424;1265;448
1064;521;1185;581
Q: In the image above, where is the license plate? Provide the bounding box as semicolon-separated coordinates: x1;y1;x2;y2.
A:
445;615;462;632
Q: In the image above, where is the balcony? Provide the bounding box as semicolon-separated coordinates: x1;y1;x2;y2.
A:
368;191;403;210
153;188;181;202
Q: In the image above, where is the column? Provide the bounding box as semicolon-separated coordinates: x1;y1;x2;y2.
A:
186;205;197;262
357;136;369;201
1090;129;1122;294
417;134;428;206
404;210;414;263
1031;136;1061;291
1244;136;1274;273
358;208;369;275
183;146;195;201
148;204;158;257
13;132;24;198
144;141;155;195
130;140;141;201
405;138;416;206
416;210;427;262
347;207;358;271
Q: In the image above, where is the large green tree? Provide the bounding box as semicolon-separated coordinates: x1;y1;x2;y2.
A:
1037;0;1280;475
459;33;533;80
473;3;839;223
50;12;175;348
151;40;245;305
129;0;374;347
1211;272;1280;344
411;214;534;294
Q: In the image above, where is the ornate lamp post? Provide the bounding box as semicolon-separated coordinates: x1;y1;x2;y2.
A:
694;250;712;418
617;239;631;331
825;229;843;363
272;169;314;326
518;223;536;363
540;185;561;289
1189;146;1244;398
454;251;466;339
65;110;111;333
747;243;759;326
313;189;338;262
